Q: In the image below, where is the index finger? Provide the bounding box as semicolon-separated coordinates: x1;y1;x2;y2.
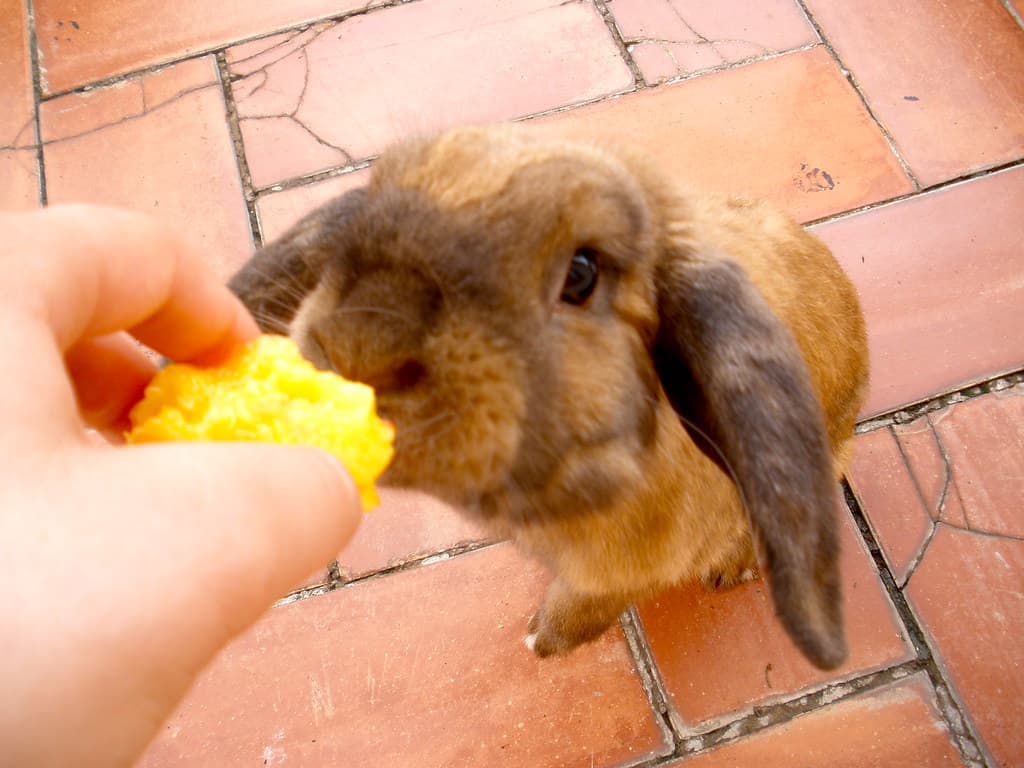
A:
0;204;259;362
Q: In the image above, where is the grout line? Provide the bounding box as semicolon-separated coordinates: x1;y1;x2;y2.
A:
37;0;423;101
273;539;502;607
338;539;501;588
997;0;1024;30
670;661;928;760
855;370;1024;435
24;0;47;205
590;0;646;90
626;41;819;89
256;158;375;196
619;607;677;752
793;0;922;191
840;483;989;767
215;52;263;248
804;155;1024;228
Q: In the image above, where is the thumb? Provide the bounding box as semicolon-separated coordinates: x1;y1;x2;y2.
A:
106;441;363;634
8;441;363;768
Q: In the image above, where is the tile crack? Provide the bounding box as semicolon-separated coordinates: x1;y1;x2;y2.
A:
40;79;216;147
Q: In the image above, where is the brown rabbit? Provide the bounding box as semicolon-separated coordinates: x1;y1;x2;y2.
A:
230;125;869;670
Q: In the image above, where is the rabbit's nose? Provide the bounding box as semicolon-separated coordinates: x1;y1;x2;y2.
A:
320;270;439;393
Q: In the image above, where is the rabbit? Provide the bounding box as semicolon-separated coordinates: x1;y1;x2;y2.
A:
229;124;869;670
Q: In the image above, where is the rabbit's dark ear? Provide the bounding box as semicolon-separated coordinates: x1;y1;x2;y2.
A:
229;188;369;333
653;253;846;670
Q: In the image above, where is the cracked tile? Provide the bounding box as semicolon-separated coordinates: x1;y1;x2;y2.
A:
803;0;1024;186
40;57;253;280
638;500;912;728
663;674;964;767
227;0;634;187
848;428;934;586
33;0;386;94
894;417;968;529
138;544;671;767
609;0;817;84
813;165;1024;416
851;385;1024;595
907;525;1024;767
533;47;912;223
926;386;1024;539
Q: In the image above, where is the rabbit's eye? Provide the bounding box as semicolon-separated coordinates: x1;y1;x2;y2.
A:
561;249;598;305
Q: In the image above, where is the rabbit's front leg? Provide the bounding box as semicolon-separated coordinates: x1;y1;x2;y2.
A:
525;579;629;657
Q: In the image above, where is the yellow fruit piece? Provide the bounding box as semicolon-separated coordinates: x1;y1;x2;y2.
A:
125;335;394;509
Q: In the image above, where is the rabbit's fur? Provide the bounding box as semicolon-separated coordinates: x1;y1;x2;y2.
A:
231;125;868;669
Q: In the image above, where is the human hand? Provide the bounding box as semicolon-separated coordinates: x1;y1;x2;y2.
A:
0;205;362;767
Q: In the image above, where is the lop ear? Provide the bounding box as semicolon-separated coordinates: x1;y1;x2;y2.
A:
653;252;846;670
229;188;369;333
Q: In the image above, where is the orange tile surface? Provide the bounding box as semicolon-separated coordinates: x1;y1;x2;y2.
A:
638;502;912;727
228;0;634;187
668;675;965;767
33;0;384;95
610;0;816;84
0;0;38;209
814;166;1024;416
0;0;34;149
0;151;38;210
40;57;253;280
908;527;1024;768
850;386;1024;767
804;0;1024;186
534;47;912;223
139;544;671;767
848;427;937;586
925;387;1024;537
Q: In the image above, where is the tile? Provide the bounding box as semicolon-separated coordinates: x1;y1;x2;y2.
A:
227;0;634;187
892;419;969;529
0;0;34;149
803;0;1024;186
257;170;370;243
139;544;671;767
532;47;912;223
609;0;816;84
665;674;964;767
813;166;1024;416
926;386;1024;537
847;428;934;585
338;489;488;579
851;386;1024;589
907;525;1024;768
638;500;912;728
0;150;39;209
40;57;253;281
33;0;386;95
853;387;1024;766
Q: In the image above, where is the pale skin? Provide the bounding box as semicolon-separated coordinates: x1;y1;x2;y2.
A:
0;205;363;767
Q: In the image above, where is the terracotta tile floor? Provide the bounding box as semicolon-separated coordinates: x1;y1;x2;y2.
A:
4;1;1022;765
